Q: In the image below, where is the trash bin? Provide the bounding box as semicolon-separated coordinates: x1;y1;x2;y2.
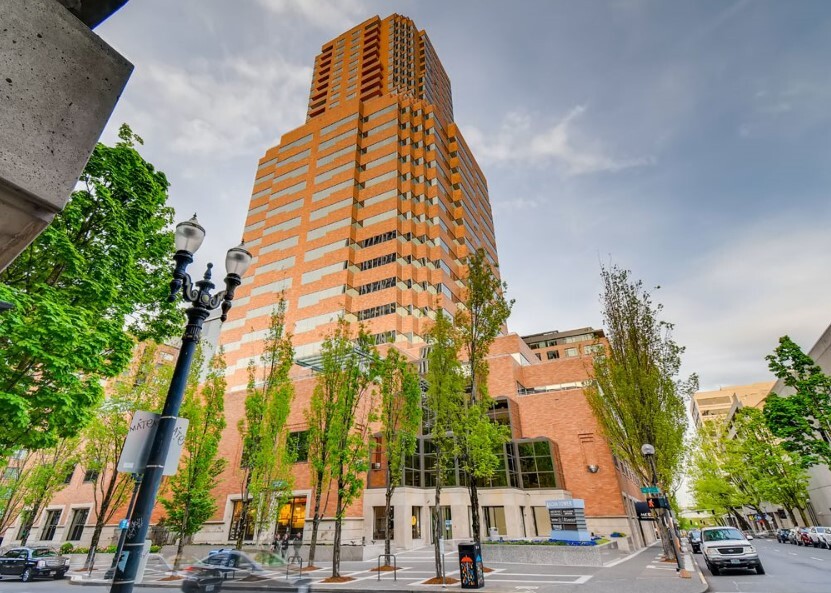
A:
458;542;485;589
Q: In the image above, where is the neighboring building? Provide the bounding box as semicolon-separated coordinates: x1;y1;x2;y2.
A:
690;381;775;429
771;323;831;528
5;13;652;554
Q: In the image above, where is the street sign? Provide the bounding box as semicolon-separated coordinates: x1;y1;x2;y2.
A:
119;519;129;529
117;410;189;475
640;486;660;494
445;519;452;528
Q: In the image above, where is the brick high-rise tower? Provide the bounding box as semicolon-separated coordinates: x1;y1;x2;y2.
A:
220;14;497;377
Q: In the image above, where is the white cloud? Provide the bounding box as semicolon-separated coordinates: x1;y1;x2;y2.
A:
256;0;369;31
662;217;831;390
119;54;312;159
463;106;654;176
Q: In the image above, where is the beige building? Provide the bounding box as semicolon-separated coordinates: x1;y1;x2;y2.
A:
690;381;775;429
771;323;831;527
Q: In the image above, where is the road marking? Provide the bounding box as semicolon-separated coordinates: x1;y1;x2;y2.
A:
789;552;797;555
515;587;539;590
810;556;824;561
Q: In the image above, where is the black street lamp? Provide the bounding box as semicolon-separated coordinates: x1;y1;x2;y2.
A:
641;443;684;572
110;216;252;593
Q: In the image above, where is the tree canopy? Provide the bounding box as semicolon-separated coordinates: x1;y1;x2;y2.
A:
765;335;831;469
0;124;178;456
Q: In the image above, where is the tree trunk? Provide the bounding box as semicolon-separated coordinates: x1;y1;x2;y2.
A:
432;477;443;580
469;479;481;546
83;521;106;570
19;497;45;547
308;475;324;567
84;484;115;570
332;477;345;579
654;510;675;560
174;504;190;570
797;506;809;526
787;507;798;526
384;478;393;559
235;498;250;551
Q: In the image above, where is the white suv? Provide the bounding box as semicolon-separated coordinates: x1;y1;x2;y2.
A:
808;526;831;548
700;526;765;576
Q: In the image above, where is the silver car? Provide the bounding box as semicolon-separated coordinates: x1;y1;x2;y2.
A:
700;526;765;576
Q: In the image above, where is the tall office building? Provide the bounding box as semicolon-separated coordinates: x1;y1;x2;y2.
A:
220;14;496;379
1;14;651;555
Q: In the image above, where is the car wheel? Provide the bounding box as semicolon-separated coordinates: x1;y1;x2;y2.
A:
756;564;765;575
707;562;719;576
21;568;33;582
54;571;66;580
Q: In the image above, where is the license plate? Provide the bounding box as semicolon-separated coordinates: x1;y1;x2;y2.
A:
730;559;740;564
206;586;215;592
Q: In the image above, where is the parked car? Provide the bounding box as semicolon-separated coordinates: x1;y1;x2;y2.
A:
808;526;831;548
797;527;812;546
788;527;801;544
0;547;69;581
688;529;702;553
700;526;765;576
776;528;791;543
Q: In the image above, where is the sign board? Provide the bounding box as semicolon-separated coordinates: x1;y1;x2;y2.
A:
545;499;590;542
634;501;656;521
445;519;452;528
119;519;129;529
640;486;660;494
117;410;189;475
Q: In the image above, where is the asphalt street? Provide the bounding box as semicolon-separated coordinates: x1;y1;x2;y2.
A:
693;537;831;593
0;543;706;593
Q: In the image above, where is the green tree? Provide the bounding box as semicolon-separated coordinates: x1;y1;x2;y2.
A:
162;347;228;569
732;407;810;525
765;335;831;469
424;311;466;581
0;124;178;457
236;303;295;550
377;348;421;559
0;453;38;540
17;440;78;546
315;320;378;579
688;420;754;530
454;248;513;546
78;341;173;569
585;265;695;559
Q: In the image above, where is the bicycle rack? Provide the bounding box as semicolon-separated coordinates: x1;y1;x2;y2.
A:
377;553;397;581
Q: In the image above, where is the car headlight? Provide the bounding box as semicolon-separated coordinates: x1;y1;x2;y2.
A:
705;548;718;557
36;560;45;568
745;546;755;553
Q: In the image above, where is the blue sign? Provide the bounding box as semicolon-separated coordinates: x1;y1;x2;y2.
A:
119;519;129;529
641;486;660;494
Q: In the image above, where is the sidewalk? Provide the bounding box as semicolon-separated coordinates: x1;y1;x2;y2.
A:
68;543;707;593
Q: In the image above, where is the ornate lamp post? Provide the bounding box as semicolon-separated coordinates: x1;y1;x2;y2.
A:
110;216;251;593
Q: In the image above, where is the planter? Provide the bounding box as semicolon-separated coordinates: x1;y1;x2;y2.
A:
482;541;617;567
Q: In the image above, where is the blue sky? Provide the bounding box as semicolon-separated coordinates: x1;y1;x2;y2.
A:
96;0;831;390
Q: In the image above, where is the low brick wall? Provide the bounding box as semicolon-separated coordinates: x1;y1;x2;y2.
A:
482;542;617;567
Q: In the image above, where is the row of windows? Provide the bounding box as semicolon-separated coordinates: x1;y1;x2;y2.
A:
356;302;396;321
357;276;396;295
359;252;396;271
359;229;397;248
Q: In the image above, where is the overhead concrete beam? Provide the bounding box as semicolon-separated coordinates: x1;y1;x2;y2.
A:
0;0;133;271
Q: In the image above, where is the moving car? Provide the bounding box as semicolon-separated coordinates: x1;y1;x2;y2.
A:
182;550;262;593
0;547;69;581
688;529;702;553
700;526;765;576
